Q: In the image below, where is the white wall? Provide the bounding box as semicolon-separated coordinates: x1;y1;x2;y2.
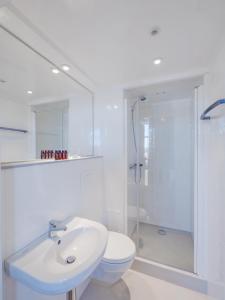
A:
137;98;194;232
200;41;225;298
0;98;32;162
1;157;104;300
94;88;126;233
92;72;225;297
92;43;225;298
94;87;195;235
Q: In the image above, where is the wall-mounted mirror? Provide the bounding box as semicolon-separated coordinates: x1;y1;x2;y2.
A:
0;26;94;163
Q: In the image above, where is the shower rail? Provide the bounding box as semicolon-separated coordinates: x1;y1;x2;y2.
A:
0;126;28;133
200;98;225;120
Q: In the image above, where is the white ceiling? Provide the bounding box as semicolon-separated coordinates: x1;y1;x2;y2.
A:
7;0;225;87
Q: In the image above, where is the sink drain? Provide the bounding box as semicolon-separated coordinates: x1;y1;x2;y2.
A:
66;256;76;264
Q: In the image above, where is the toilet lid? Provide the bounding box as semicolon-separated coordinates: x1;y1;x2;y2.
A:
102;231;136;264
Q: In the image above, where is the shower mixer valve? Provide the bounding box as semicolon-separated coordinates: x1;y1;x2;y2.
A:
129;163;143;170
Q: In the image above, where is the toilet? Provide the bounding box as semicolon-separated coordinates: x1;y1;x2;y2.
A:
92;231;136;285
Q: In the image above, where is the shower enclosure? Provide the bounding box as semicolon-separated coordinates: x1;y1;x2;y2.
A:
126;78;200;273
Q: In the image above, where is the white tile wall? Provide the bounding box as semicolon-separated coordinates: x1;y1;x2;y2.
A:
94;88;126;232
126;96;194;233
139;98;194;232
201;40;225;298
1;157;104;300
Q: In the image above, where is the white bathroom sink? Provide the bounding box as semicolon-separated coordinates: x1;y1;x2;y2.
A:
5;217;108;295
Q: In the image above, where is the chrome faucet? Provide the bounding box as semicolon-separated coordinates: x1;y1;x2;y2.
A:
48;219;67;239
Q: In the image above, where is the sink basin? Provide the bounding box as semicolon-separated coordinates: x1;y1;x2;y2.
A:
5;217;108;295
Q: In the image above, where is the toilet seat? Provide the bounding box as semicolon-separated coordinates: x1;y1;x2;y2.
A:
102;231;136;264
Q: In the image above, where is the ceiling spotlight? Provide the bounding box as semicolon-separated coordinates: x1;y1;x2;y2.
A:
27;90;33;95
62;65;70;71
153;58;163;65
52;68;60;74
151;27;160;36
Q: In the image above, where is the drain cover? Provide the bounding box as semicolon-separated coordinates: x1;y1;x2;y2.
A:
66;256;76;264
158;229;167;236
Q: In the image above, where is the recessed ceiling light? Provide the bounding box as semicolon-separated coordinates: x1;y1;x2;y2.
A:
151;27;160;36
62;65;70;71
27;90;33;95
52;68;60;74
153;58;163;65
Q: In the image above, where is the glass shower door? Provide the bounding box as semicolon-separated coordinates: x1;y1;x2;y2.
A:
137;98;195;272
127;85;196;273
127;98;142;252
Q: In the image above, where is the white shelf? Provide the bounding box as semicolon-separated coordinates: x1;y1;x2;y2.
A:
1;156;103;169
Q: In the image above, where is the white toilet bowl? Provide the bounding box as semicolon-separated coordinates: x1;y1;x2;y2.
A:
92;231;136;285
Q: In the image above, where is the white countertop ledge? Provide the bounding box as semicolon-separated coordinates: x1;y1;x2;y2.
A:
1;156;103;169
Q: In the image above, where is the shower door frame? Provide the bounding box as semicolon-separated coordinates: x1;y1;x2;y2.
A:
124;96;141;249
124;84;205;276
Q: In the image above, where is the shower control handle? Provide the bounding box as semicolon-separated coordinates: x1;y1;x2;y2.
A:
129;163;144;183
129;163;137;170
129;163;143;170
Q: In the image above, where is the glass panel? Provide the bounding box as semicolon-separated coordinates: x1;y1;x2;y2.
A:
138;98;194;272
126;78;201;272
127;98;139;243
32;101;69;157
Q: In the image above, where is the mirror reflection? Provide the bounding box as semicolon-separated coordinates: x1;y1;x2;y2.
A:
0;27;93;163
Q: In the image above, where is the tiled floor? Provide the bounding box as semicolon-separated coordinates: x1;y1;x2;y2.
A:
81;270;214;300
132;223;194;272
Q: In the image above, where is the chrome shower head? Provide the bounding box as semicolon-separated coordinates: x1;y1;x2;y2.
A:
131;96;147;111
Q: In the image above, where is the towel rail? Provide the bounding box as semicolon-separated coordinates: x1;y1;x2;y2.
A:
200;98;225;120
0;127;28;133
